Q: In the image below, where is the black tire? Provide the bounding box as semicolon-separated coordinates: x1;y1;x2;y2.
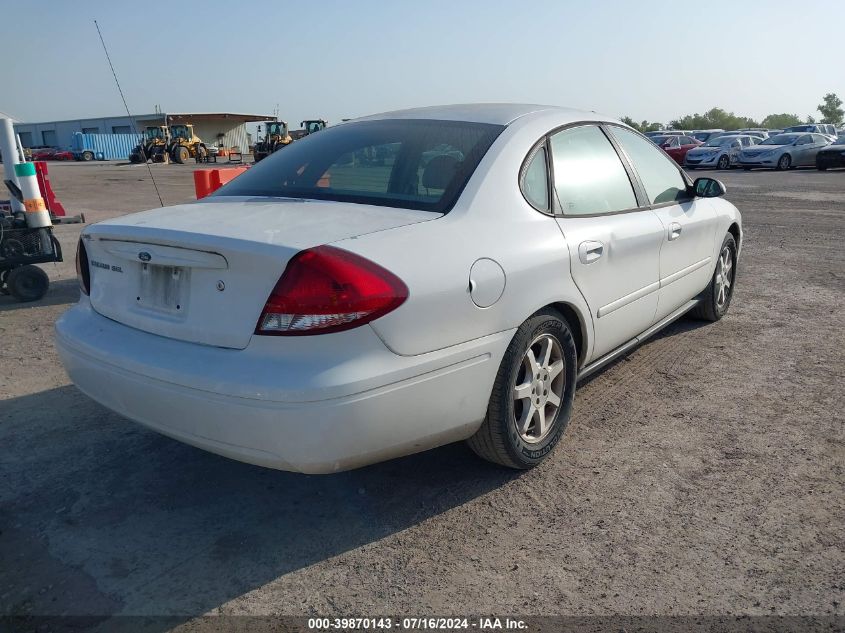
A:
817;164;827;171
81;151;94;162
690;233;737;322
7;265;49;302
467;309;578;469
173;146;189;164
742;166;752;171
717;154;730;170
776;154;791;171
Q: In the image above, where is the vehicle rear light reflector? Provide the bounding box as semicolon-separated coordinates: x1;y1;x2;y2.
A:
256;245;408;336
76;238;90;296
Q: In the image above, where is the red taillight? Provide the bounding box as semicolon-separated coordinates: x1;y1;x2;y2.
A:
256;245;408;336
76;238;90;296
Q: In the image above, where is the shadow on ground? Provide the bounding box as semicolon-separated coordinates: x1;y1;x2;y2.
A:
0;385;518;630
577;315;709;388
0;278;79;312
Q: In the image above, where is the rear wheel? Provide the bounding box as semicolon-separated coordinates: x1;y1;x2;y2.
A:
7;265;49;302
717;154;730;170
691;233;737;322
777;154;791;171
467;309;577;469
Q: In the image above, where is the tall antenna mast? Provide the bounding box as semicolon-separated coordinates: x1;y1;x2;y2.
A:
94;19;164;207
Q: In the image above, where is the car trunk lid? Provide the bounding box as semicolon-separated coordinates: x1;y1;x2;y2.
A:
84;198;438;349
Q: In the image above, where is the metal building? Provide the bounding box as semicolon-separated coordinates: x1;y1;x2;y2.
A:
13;112;271;151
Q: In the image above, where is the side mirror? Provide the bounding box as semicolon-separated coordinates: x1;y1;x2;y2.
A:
692;177;726;198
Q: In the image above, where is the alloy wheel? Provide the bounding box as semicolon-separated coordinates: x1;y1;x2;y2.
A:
715;246;733;308
512;334;565;444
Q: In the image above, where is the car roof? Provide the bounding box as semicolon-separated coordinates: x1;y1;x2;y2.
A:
353;103;613;126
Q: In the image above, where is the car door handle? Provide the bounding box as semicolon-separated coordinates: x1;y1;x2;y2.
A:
668;222;682;241
578;240;604;264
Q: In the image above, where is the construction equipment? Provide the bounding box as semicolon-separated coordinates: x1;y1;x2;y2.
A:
0;214;62;302
290;119;327;140
1;165;63;302
253;120;292;162
168;124;209;164
129;126;169;163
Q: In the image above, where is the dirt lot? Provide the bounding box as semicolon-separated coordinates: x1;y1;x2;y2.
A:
1;161;843;627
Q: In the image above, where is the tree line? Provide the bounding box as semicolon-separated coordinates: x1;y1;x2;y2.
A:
622;93;843;133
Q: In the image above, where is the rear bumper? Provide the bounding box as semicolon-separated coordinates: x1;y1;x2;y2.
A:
55;300;511;473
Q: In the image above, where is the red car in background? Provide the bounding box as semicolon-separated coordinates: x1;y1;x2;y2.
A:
30;147;56;161
29;148;74;161
650;134;703;164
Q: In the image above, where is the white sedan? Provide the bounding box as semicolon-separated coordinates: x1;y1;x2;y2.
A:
56;104;742;473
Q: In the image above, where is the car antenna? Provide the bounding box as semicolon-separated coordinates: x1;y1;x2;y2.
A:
94;19;164;207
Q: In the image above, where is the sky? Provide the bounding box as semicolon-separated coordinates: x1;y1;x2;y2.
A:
1;0;843;133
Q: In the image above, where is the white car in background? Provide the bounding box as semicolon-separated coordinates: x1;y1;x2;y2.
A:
685;134;759;170
783;124;837;140
56;104;743;473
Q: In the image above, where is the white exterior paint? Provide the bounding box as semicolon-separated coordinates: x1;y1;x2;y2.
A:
55;104;743;473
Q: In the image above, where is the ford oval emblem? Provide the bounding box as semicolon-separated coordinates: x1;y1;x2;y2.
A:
138;251;152;262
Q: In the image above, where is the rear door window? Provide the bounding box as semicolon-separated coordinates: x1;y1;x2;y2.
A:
549;125;637;216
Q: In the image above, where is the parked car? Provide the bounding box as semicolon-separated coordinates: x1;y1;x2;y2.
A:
727;130;768;141
782;124;837;139
52;149;74;161
30;147;56;161
56;105;742;473
691;129;725;143
685;134;758;170
650;134;703;164
815;136;845;170
737;133;831;170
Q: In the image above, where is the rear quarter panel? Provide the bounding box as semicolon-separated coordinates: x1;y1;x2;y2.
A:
333;113;597;359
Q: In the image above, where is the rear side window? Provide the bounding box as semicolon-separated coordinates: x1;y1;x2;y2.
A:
521;145;550;211
609;126;688;205
549;125;637;216
215;119;504;213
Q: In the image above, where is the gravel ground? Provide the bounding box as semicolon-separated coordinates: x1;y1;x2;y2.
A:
1;161;843;629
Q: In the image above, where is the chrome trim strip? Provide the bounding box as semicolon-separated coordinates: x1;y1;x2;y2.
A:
578;299;700;381
659;257;711;288
597;281;660;318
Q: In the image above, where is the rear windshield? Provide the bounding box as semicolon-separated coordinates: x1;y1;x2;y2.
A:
214;119;505;213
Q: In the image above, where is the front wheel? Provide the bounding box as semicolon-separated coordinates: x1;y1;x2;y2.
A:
467;309;577;469
691;233;737;322
777;154;791;171
717;154;730;170
81;151;94;162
